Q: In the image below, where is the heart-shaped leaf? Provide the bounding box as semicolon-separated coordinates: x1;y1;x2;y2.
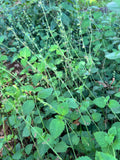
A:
22;100;35;115
49;118;65;139
20;47;31;58
38;88;53;99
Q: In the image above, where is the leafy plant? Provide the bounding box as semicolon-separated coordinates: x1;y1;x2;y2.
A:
1;0;120;160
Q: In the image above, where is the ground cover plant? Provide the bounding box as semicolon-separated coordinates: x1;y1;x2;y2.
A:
1;0;120;159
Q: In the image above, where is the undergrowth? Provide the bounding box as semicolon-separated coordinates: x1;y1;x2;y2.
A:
0;0;120;160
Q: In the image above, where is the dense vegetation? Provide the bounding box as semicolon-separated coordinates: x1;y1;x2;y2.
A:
1;0;120;159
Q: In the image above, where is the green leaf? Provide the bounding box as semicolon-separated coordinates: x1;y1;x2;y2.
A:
92;112;101;122
107;1;120;13
94;131;108;148
37;62;45;72
0;35;5;43
108;127;117;137
105;127;117;145
56;71;63;78
81;19;90;29
80;100;90;113
9;115;16;126
31;127;43;139
49;118;65;139
38;143;49;157
105;52;120;60
105;30;115;37
71;134;79;145
9;47;17;52
81;132;94;151
44;134;55;145
12;151;22;160
57;102;69;116
0;142;3;150
32;74;42;86
114;92;120;97
93;97;107;108
20;47;31;58
79;115;91;126
15;143;21;150
61;2;75;11
38;88;53;99
4;101;13;112
22;100;35;115
5;86;17;95
49;45;58;52
95;151;117;160
56;49;64;56
22;126;30;137
69;110;79;121
112;122;120;150
108;114;115;120
21;85;34;92
76;156;92;160
21;59;27;67
33;116;42;124
66;98;78;109
0;55;7;61
105;135;114;145
118;45;120;50
25;144;33;155
91;67;98;73
26;115;31;126
29;56;37;63
54;141;68;152
50;20;57;30
108;99;120;114
61;13;70;26
75;61;85;71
